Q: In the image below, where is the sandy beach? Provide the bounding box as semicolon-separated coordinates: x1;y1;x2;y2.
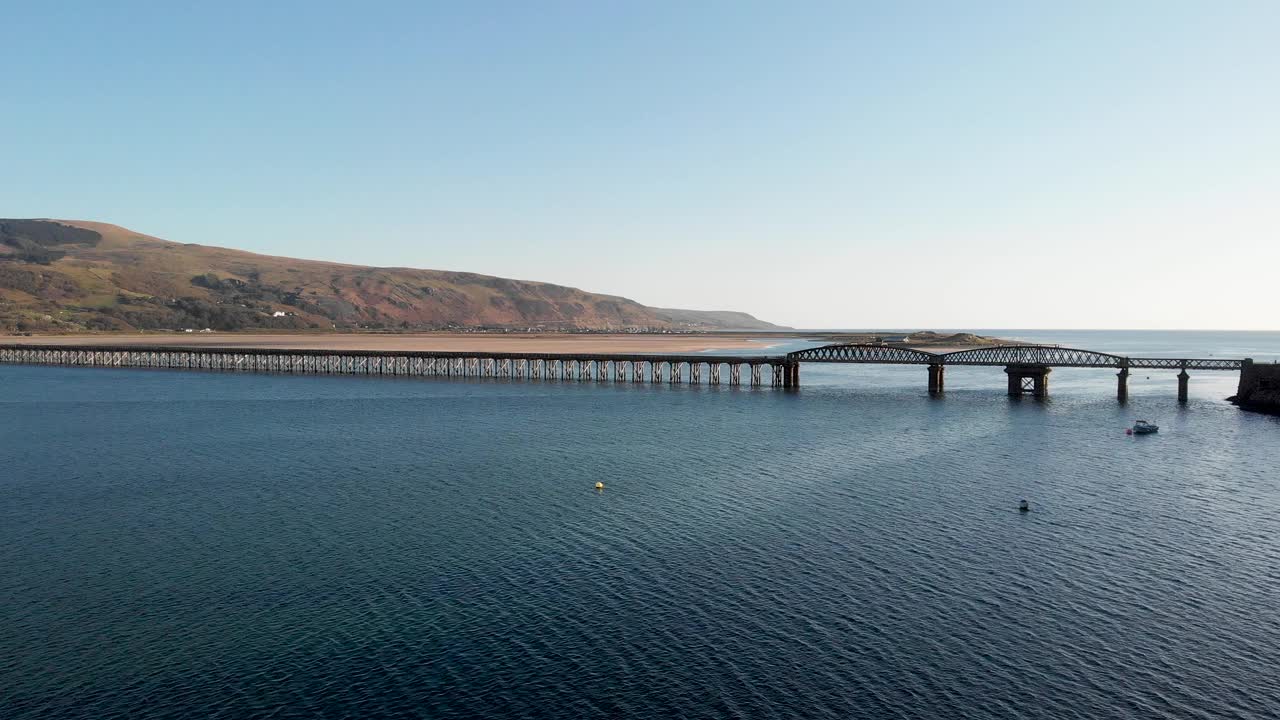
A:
0;332;788;354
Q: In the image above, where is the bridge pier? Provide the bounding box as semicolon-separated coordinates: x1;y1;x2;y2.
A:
1178;368;1190;403
1117;364;1129;403
1005;364;1050;398
783;360;800;389
927;364;944;394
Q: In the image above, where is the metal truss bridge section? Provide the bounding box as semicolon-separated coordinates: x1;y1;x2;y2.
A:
784;344;938;365
786;344;1243;371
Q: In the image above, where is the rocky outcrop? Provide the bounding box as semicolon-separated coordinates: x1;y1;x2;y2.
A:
1229;360;1280;415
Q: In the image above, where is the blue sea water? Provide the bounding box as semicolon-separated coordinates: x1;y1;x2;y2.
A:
2;331;1279;719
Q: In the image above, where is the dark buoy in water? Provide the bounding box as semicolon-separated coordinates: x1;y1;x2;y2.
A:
1018;499;1030;512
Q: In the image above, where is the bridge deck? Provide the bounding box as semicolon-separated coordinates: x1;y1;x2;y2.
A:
0;342;1246;402
0;344;777;365
0;343;1244;370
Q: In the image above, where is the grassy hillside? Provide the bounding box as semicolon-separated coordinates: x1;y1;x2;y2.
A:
0;219;783;333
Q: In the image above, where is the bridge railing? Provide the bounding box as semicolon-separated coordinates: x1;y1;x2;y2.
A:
0;344;778;365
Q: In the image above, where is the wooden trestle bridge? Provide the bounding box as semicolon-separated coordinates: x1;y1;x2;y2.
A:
0;343;1250;402
0;345;786;387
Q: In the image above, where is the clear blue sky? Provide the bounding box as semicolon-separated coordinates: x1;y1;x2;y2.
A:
4;1;1277;329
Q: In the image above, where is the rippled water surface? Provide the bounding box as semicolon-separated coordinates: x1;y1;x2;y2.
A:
3;332;1279;719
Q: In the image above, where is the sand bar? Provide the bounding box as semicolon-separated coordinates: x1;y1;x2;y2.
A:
0;332;788;354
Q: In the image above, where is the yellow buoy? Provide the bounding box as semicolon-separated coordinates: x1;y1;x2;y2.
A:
595;482;604;490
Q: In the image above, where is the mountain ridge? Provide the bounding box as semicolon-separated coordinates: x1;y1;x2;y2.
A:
0;219;787;333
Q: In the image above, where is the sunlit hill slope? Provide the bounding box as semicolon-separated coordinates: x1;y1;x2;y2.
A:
0;220;784;333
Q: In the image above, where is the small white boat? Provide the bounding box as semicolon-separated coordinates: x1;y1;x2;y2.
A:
1132;420;1159;435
